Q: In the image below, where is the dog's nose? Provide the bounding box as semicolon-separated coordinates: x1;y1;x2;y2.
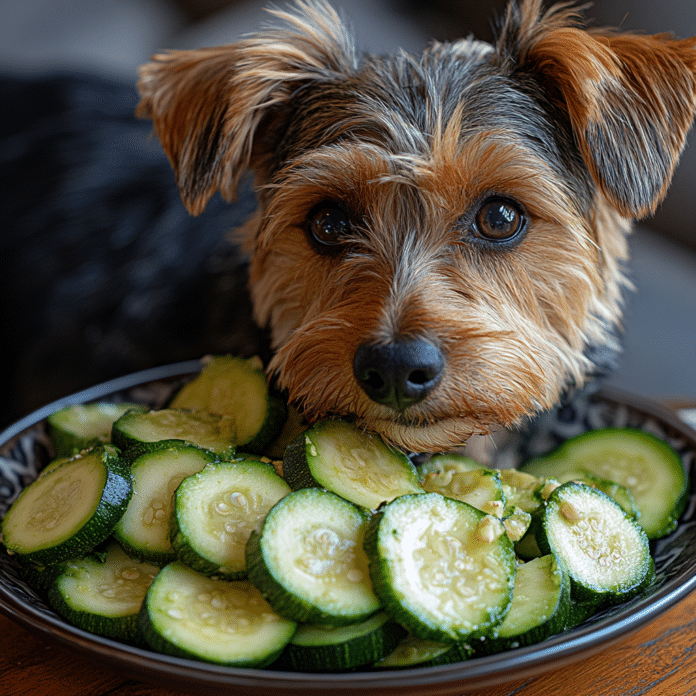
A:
353;339;444;411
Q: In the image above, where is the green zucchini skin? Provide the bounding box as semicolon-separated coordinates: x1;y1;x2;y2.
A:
375;636;472;669
1;445;132;566
538;482;655;606
246;488;380;627
48;402;147;457
168;355;287;454
113;442;217;565
277;612;408;672
111;408;237;460
282;419;423;510
139;561;296;667
170;459;291;579
474;555;571;655
521;428;688;539
364;493;516;644
47;542;159;644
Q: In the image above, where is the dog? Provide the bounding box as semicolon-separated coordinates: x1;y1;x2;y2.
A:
134;0;696;452
2;0;695;454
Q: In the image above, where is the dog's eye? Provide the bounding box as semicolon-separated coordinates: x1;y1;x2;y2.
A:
473;198;526;243
306;202;351;250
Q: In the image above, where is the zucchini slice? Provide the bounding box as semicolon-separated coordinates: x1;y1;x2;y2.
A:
522;428;688;538
498;469;548;514
421;466;506;518
283;419;424;510
375;635;470;669
364;493;516;643
47;541;159;642
48;402;147;457
169;355;287;453
246;488;380;626
538;482;654;604
113;443;216;564
171;459;291;579
112;408;237;459
476;555;570;654
1;445;132;565
140;561;296;667
278;612;407;672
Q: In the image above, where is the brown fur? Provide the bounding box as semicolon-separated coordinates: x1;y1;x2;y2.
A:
136;0;696;452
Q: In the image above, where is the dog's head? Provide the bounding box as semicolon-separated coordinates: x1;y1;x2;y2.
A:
137;0;696;452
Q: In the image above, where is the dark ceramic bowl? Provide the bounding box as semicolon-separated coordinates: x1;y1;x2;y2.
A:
1;360;695;695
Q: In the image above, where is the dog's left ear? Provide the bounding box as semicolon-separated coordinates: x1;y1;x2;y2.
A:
498;0;696;219
136;0;356;215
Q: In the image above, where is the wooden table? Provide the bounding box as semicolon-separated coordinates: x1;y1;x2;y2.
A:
3;403;696;696
2;588;696;696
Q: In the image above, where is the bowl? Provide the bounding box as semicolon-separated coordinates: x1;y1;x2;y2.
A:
1;360;695;695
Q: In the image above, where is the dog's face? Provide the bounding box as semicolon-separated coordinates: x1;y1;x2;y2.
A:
137;0;696;452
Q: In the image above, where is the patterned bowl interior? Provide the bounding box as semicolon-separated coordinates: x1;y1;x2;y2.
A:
1;363;695;693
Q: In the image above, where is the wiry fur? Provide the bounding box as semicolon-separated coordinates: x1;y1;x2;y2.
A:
137;0;696;452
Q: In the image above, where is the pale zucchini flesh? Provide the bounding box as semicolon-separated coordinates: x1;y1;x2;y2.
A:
365;493;516;643
477;554;570;654
421;466;506;518
171;459;291;578
48;402;146;457
48;542;159;642
246;488;380;626
140;561;296;667
169;355;287;453
278;612;407;671
540;482;654;603
283;419;424;510
522;428;688;538
113;444;215;564
112;408;237;458
1;445;132;565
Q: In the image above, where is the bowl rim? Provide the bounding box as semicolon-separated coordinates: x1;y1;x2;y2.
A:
1;363;695;694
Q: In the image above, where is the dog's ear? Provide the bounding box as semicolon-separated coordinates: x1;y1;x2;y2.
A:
136;0;356;215
498;0;696;219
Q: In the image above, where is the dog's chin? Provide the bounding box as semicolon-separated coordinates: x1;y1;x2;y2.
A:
351;413;492;454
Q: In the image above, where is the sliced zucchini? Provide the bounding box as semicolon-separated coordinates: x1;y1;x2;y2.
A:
278;612;407;672
476;555;570;655
538;482;654;605
48;402;147;457
498;469;547;514
375;635;470;669
246;488;380;626
418;453;483;477
111;408;237;459
522;428;688;538
1;445;132;565
140;561;296;667
421;465;506;518
47;541;159;642
283;419;424;510
502;506;533;543
169;355;287;453
113;443;216;564
364;493;516;643
582;474;641;521
171;459;291;579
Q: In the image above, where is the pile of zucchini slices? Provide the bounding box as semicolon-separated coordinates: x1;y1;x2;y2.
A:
1;355;689;671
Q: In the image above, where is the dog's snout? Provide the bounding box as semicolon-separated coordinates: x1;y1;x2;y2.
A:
353;339;444;411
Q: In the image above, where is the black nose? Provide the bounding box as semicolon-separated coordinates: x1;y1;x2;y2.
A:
353;339;445;411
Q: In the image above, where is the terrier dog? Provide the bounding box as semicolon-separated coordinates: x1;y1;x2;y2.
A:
133;0;696;452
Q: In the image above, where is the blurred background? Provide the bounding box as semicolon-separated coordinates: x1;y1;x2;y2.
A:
1;0;695;418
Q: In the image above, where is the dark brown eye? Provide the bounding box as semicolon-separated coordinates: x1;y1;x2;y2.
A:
306;202;351;250
474;198;526;242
